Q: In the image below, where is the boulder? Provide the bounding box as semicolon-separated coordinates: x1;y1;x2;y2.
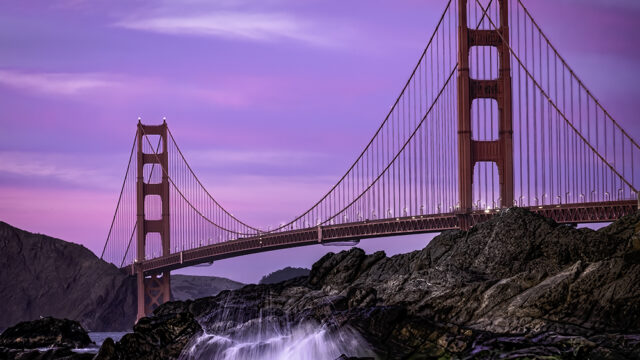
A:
0;317;93;349
94;312;201;360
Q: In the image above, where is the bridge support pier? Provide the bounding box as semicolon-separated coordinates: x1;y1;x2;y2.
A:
137;270;170;319
136;120;172;320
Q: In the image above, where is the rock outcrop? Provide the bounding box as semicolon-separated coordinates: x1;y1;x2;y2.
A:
0;317;95;360
94;312;201;360
144;208;640;359
0;317;93;349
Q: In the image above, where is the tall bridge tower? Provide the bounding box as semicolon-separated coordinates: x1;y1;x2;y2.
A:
457;0;514;223
136;121;171;320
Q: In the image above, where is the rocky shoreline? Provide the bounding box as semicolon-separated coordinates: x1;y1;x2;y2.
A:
2;207;639;359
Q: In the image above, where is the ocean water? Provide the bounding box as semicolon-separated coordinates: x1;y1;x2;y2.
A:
70;332;128;354
71;323;372;359
88;332;127;346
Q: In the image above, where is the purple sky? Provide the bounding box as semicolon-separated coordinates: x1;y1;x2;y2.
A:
1;0;639;283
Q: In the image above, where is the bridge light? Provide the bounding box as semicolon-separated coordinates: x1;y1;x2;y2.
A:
556;195;562;204
605;192;610;201
420;205;425;214
618;188;624;200
403;207;408;216
565;192;571;203
579;193;585;202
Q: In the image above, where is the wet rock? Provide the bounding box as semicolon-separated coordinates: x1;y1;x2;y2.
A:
0;346;95;360
94;312;201;360
0;317;93;349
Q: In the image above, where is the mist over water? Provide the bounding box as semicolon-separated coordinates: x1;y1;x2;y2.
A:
179;318;375;360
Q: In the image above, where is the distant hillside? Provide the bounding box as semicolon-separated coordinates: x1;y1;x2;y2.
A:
259;267;310;284
0;221;137;331
171;275;243;301
0;221;246;331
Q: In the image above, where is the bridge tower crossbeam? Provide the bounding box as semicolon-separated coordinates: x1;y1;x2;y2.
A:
457;0;514;228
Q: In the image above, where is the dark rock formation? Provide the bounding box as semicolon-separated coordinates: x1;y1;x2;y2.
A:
0;347;95;360
0;317;93;349
0;317;95;360
94;312;201;360
171;274;243;301
259;266;310;284
145;208;640;359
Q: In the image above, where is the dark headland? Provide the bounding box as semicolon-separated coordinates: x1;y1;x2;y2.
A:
0;221;244;332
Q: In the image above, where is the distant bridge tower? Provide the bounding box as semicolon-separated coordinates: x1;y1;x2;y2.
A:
457;0;514;225
136;121;171;320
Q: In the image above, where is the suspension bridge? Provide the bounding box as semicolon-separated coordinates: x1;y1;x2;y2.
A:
101;0;640;319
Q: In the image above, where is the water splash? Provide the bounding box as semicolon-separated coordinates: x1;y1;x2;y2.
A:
179;319;375;360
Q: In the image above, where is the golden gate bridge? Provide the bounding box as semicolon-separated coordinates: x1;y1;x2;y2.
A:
100;0;640;319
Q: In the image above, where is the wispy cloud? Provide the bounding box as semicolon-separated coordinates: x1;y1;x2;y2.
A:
0;69;274;107
0;70;119;96
114;11;347;48
0;151;122;190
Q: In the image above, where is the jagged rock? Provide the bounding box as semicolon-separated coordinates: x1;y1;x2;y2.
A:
0;346;95;360
94;312;201;360
104;208;640;359
0;317;95;360
0;317;93;349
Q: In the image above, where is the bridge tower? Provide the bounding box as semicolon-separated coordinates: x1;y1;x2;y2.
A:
457;0;514;227
136;121;171;320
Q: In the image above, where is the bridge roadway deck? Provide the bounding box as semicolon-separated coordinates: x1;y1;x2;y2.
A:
129;200;637;276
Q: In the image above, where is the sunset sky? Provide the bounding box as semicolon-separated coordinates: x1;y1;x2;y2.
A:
1;0;639;283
